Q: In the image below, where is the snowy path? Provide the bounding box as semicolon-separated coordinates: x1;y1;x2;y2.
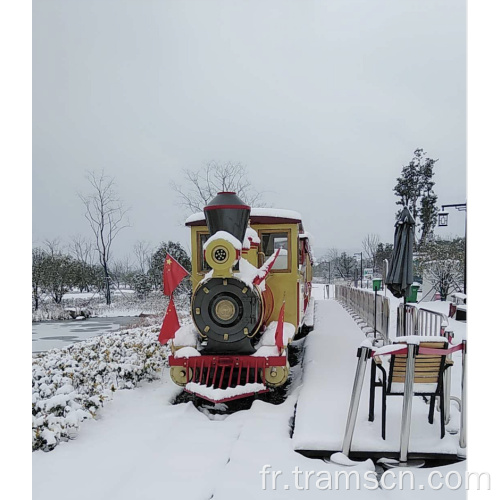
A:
33;291;466;500
293;299;367;452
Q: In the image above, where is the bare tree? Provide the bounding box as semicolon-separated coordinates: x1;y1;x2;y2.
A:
133;240;152;273
69;235;96;267
336;251;357;279
79;171;130;305
110;255;134;290
362;234;380;270
322;247;339;283
43;238;62;257
171;161;263;213
317;248;356;281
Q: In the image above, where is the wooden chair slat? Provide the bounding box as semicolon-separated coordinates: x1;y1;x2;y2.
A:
392;375;439;384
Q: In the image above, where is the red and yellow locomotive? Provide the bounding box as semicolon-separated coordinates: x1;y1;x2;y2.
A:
169;192;314;402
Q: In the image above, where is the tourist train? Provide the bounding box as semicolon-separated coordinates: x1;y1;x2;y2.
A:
169;192;314;403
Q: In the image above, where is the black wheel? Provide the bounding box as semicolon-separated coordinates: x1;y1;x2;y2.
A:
293;324;313;341
287;339;305;367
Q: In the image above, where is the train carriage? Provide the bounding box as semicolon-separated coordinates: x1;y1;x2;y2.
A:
169;192;314;403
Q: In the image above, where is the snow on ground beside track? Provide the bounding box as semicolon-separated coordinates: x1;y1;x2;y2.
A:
33;284;467;500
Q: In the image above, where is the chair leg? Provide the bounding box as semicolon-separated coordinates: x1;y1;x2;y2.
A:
439;392;445;439
381;371;387;440
428;395;435;424
369;361;376;422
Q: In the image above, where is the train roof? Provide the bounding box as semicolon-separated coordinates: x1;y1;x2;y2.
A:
185;208;303;227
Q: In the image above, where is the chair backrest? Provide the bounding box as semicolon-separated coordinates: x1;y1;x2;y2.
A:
389;341;448;387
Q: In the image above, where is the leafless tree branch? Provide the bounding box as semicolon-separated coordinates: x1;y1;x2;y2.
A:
170;161;263;215
78;170;131;305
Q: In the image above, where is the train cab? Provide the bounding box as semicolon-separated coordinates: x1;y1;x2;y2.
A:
185;207;314;336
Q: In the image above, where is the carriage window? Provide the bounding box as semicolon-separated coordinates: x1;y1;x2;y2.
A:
260;231;290;271
198;233;212;272
299;240;306;266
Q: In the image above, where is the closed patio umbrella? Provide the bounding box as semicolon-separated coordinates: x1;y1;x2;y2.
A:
384;207;423;468
386;207;416;334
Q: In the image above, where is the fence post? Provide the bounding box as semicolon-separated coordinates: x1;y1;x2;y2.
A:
459;340;467;450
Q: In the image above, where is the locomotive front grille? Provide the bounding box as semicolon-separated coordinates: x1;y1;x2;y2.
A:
170;355;287;391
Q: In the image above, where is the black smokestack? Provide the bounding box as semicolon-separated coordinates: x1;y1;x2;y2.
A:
204;192;250;243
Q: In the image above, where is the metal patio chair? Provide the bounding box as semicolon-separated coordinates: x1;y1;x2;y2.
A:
369;339;454;440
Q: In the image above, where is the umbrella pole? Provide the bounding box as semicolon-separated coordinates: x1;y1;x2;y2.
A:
403;296;407;336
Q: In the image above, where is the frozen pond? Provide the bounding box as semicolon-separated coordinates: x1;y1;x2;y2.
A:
32;316;139;353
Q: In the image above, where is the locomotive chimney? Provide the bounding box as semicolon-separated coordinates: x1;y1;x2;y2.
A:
204;192;250;243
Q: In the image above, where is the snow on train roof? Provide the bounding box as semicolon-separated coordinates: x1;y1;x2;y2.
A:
185;208;303;225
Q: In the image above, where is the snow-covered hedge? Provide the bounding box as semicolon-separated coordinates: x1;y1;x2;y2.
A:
32;317;169;452
32;290;190;322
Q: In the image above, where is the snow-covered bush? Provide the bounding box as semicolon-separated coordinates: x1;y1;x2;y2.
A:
32;290;191;322
32;317;169;452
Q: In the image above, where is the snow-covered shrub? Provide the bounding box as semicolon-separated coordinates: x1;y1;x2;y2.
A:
32;317;169;452
32;290;191;322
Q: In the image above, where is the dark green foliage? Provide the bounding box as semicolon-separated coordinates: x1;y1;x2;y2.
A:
40;253;79;304
32;248;107;307
72;261;101;293
32;248;47;310
132;272;152;298
374;243;394;272
394;149;439;248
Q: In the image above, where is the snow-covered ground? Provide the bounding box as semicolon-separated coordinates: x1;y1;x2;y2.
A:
33;284;471;499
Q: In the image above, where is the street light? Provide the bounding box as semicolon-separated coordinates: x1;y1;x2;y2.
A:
354;252;363;288
437;203;467;294
438;210;449;227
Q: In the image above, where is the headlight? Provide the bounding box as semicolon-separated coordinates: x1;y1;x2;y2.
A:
204;238;238;277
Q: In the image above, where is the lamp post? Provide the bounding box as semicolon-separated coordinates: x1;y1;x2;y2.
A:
437;203;467;294
354;252;363;289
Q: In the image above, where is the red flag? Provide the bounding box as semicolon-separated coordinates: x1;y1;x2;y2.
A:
275;300;285;352
253;248;281;286
158;297;180;345
163;253;189;296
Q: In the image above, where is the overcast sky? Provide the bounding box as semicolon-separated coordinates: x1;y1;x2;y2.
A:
32;0;466;261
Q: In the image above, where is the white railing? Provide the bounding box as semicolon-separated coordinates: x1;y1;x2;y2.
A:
335;285;390;342
396;304;418;337
396;304;450;338
396;303;454;426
